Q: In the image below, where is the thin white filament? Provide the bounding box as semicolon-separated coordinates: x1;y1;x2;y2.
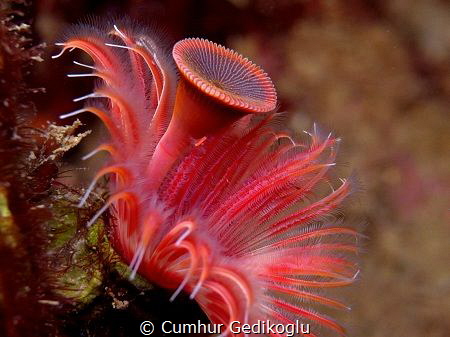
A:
51;50;66;59
77;177;98;207
59;108;87;119
129;244;146;280
105;43;133;50
190;257;206;300
273;133;296;146
175;227;191;246
73;92;102;102
86;202;111;227
73;60;96;69
82;147;103;161
67;73;97;78
113;24;127;40
190;280;203;300
169;268;191;302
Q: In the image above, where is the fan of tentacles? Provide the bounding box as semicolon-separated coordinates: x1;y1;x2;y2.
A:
54;21;360;337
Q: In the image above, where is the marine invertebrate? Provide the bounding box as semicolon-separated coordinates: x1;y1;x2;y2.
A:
54;21;359;336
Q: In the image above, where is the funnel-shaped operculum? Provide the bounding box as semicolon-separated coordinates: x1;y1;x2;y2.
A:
148;38;277;189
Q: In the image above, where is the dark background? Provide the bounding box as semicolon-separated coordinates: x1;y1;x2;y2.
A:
25;0;450;336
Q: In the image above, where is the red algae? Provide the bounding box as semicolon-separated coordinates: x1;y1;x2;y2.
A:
54;20;360;336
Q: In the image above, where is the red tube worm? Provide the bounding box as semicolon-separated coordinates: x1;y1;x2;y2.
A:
148;38;277;189
54;21;359;336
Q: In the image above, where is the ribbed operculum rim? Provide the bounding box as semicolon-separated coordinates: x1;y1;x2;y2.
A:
172;38;277;113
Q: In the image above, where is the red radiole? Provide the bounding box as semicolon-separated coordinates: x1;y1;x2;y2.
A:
54;21;360;337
